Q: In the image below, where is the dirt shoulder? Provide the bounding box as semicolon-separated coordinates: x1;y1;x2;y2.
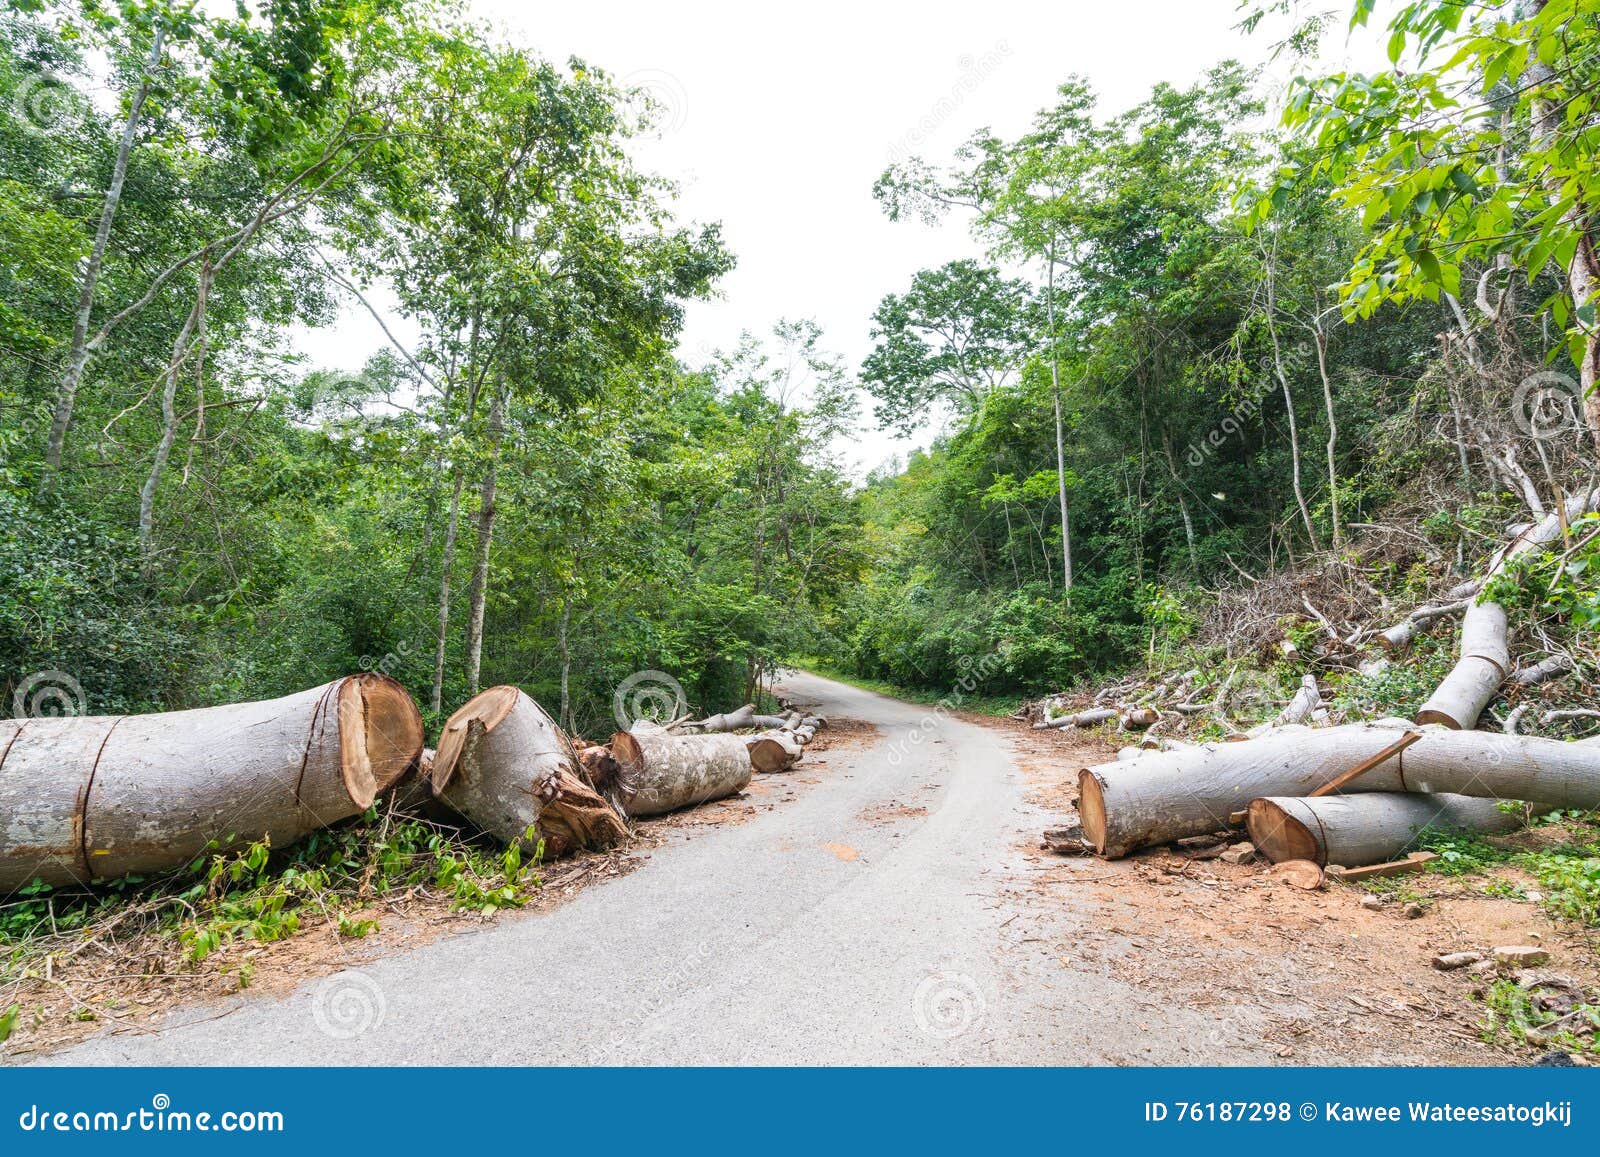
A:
964;710;1600;1065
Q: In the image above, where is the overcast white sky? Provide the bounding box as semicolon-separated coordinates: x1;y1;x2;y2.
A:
296;0;1377;475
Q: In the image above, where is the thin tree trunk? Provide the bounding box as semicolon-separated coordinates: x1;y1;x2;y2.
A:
431;467;466;713
1263;251;1319;551
137;260;211;566
40;24;166;485
1045;240;1072;590
558;596;572;732
464;377;506;696
1311;317;1342;549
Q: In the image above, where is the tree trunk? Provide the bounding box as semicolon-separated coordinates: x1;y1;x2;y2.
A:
1415;600;1509;729
1079;722;1600;858
429;685;625;856
0;675;421;892
1311;318;1342;548
608;724;753;817
1045;246;1073;591
430;468;466;714
1263;259;1318;551
1249;793;1528;867
137;260;211;564
40;24;166;484
678;704;757;733
463;378;506;696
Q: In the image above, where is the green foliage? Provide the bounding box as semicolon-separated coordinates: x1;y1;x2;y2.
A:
0;803;546;981
1478;979;1600;1055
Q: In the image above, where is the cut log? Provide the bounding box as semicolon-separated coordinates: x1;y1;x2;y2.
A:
1248;793;1528;867
1278;675;1321;727
747;730;804;773
1035;707;1116;731
1510;654;1575;686
537;766;630;858
1270;859;1327;890
0;675;422;892
1119;707;1161;730
609;725;753;817
1415;600;1509;729
676;704;757;733
430;685;624;856
1077;723;1600;858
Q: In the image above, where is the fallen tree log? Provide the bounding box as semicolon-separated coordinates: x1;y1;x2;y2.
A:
747;730;804;772
1248;792;1528;867
429;685;626;855
1510;654;1575;686
1034;707;1117;731
676;704;757;733
1077;723;1600;858
610;724;753;817
1415;600;1509;729
0;674;423;892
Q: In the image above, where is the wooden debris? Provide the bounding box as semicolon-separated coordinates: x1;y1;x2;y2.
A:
1325;852;1435;882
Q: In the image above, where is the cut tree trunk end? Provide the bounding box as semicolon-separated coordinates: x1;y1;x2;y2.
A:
1248;793;1529;868
0;674;422;893
429;685;625;856
609;724;753;817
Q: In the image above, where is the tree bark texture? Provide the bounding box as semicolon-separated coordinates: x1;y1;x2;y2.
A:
609;724;753;817
0;674;422;892
1248;792;1528;867
1078;722;1600;858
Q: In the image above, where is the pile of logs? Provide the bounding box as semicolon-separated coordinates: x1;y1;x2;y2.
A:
1050;487;1600;870
0;675;823;896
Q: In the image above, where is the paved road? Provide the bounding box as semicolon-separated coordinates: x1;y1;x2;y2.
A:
39;671;1278;1065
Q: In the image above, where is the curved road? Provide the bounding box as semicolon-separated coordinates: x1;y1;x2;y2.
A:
39;671;1280;1065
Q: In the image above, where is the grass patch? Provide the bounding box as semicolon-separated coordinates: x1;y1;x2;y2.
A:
1;802;542;990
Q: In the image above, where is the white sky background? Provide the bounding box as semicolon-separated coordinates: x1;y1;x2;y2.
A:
295;0;1383;476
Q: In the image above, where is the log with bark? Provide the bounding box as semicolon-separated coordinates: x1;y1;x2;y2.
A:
675;704;758;733
1247;792;1529;867
609;723;753;817
1077;723;1600;858
0;674;423;893
1415;600;1509;729
429;685;627;856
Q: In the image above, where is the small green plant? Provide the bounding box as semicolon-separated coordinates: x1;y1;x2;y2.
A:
1478;979;1600;1054
1414;829;1509;876
0;803;548;989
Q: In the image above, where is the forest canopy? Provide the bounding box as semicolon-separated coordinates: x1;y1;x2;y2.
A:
2;0;1598;727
